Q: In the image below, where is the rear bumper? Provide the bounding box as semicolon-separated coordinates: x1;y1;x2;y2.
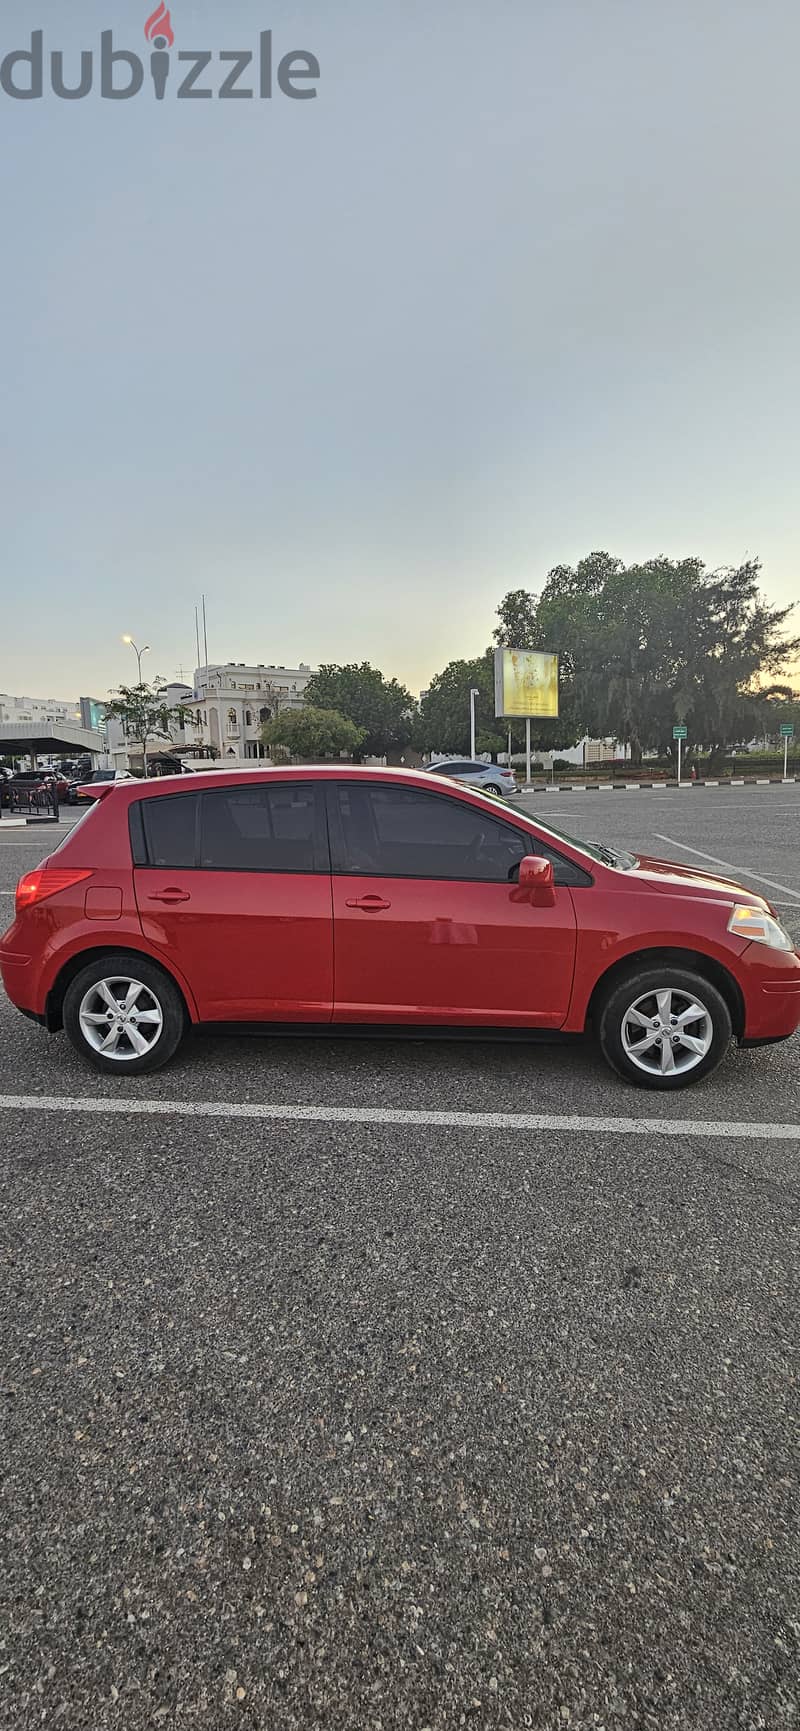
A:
0;947;39;1018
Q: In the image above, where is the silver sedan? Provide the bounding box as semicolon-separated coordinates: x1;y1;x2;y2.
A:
423;759;517;797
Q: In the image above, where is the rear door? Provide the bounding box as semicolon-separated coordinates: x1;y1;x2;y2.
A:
132;781;333;1021
328;781;579;1026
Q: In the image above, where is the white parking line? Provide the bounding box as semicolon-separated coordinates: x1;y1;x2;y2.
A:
653;835;800;902
0;1096;798;1141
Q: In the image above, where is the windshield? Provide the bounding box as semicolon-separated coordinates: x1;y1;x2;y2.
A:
526;813;637;871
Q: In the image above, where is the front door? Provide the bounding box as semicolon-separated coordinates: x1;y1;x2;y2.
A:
133;781;333;1021
327;781;578;1026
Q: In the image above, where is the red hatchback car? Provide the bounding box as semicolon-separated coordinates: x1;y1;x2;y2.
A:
2;767;799;1088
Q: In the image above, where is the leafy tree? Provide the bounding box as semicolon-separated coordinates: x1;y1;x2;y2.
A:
105;681;190;777
262;705;365;761
678;564;800;763
303;663;414;759
492;590;539;648
526;553;799;765
414;653;505;757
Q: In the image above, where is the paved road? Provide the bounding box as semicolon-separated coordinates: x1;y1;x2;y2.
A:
1;791;799;1729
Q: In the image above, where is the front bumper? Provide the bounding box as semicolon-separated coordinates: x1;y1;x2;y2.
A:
740;944;800;1043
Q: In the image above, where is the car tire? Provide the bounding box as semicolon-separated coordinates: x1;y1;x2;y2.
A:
62;953;187;1077
598;965;732;1090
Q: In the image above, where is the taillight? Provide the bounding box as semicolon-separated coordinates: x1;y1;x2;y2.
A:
15;868;93;913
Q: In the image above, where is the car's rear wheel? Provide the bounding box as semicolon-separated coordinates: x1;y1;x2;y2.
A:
63;954;186;1076
598;966;732;1089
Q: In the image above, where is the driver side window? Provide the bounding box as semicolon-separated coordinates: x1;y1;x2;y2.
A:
331;784;528;883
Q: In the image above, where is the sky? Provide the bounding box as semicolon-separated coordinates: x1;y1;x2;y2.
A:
1;0;799;701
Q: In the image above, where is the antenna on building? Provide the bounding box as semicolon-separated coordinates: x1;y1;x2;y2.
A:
201;594;209;684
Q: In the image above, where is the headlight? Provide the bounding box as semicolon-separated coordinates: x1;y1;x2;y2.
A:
728;905;794;950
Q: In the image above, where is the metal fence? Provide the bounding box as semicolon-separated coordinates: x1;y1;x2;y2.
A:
5;782;60;821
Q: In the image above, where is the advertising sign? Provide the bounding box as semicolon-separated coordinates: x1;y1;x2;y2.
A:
494;648;559;719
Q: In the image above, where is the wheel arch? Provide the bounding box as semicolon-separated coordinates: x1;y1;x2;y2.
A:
585;947;745;1041
45;945;195;1033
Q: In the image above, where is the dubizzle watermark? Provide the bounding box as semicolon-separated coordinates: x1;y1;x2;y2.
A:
0;6;320;101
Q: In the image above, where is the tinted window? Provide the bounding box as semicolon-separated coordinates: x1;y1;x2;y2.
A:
332;784;528;882
523;831;592;888
141;793;199;868
200;783;320;872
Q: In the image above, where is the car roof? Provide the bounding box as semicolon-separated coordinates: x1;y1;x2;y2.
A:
106;764;489;804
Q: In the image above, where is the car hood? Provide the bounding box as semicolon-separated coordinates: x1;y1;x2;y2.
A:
629;852;771;909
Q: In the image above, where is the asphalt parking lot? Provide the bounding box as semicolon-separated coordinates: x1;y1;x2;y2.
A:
1;789;799;1729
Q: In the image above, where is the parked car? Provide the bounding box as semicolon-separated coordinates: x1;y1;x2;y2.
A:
425;759;517;798
6;769;65;807
39;769;70;800
1;767;798;1086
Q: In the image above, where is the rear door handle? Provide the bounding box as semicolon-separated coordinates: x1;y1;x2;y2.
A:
148;889;191;903
345;895;391;911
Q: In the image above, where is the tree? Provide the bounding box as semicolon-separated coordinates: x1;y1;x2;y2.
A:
525;553;799;765
261;705;366;761
414;653;505;757
493;589;539;648
751;685;800;746
104;681;190;776
303;663;414;759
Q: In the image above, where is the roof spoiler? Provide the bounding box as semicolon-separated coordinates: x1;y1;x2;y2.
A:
76;782;118;802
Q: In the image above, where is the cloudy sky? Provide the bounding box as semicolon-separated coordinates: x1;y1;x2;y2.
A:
2;0;799;701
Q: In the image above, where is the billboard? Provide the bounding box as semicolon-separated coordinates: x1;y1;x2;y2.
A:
494;648;559;719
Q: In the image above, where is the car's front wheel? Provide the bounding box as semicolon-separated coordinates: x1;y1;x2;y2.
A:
598;966;732;1089
62;954;186;1076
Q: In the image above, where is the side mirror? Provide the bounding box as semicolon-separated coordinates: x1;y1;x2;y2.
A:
518;854;556;907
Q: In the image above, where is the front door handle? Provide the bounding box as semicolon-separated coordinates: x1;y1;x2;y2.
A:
345;895;391;911
148;889;191;903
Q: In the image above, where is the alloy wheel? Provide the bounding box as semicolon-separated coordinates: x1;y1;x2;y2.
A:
78;976;164;1063
620;986;714;1078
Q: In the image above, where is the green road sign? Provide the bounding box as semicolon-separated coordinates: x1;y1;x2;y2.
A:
780;723;794;737
673;724;687;739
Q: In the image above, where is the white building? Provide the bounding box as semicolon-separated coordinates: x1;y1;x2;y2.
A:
0;692;82;727
105;681;196;773
184;663;313;766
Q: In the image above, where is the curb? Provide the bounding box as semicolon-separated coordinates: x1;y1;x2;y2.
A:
519;777;797;794
0;816;60;828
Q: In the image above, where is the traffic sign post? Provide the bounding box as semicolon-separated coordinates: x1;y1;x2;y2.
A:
780;722;794;780
673;723;687;786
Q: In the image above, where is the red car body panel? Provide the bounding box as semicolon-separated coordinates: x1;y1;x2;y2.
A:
1;767;799;1049
330;876;577;1025
133;866;334;1022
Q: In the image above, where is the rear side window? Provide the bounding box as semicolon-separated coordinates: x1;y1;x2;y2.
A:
130;783;325;873
200;784;321;872
140;793;199;868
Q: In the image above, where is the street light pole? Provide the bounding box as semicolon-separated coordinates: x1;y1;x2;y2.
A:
123;635;150;686
469;688;480;760
122;636;151;778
